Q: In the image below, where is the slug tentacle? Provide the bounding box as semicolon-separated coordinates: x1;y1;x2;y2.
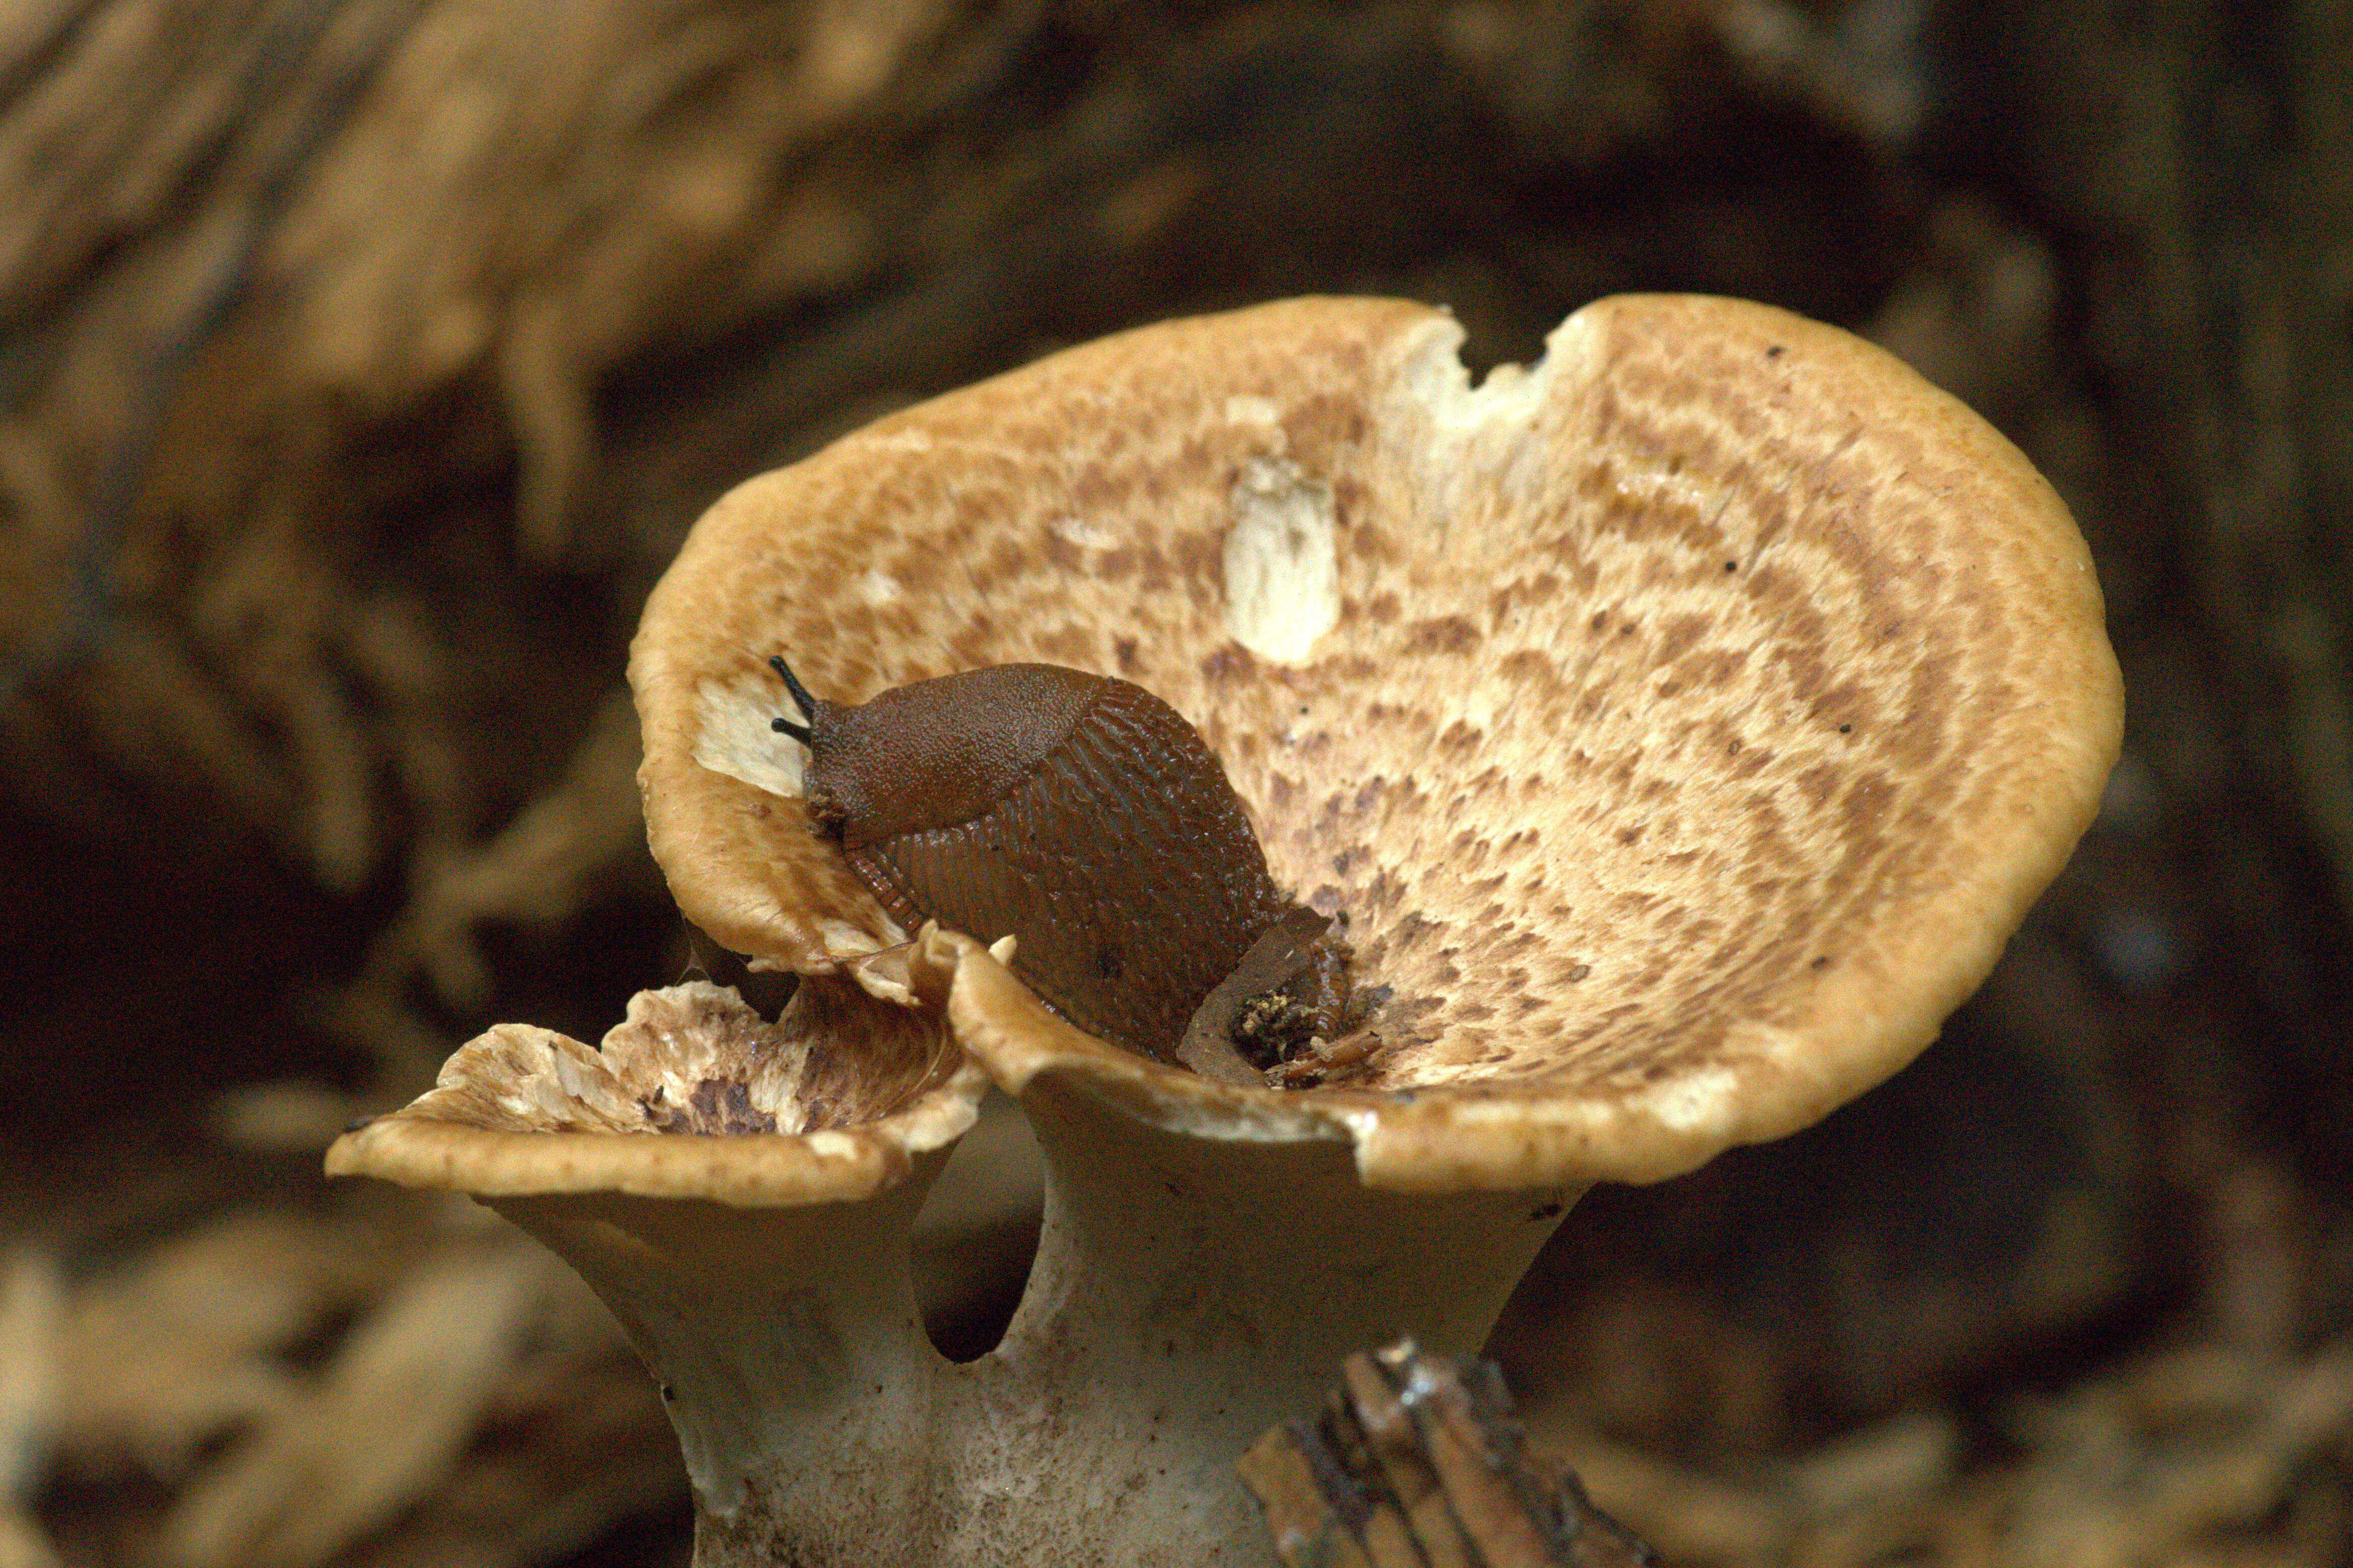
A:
767;654;817;745
762;657;1356;1076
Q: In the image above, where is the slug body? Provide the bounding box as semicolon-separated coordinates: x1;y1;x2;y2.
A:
773;660;1348;1069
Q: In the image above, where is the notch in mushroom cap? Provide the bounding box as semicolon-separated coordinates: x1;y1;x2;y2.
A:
633;293;2121;1191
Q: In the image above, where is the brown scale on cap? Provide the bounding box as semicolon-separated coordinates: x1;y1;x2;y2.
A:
765;655;1354;1076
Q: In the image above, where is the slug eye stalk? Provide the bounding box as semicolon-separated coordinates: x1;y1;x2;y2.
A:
768;653;817;745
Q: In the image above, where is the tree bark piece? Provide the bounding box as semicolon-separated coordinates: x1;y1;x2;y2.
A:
1240;1340;1654;1568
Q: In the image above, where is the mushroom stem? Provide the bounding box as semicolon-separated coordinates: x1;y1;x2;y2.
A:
492;1171;953;1565
470;1092;1568;1568
979;1077;1576;1564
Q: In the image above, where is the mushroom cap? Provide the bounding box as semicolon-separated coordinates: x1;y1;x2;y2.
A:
631;295;2122;1190
325;980;984;1203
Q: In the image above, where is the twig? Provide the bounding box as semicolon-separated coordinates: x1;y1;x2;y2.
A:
1240;1340;1655;1568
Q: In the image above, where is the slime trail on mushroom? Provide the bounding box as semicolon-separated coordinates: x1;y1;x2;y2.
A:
766;656;1358;1082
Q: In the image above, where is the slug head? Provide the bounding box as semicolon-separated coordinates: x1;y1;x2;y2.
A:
776;660;1101;850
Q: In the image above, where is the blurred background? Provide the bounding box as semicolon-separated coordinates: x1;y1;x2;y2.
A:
2;1;2349;1563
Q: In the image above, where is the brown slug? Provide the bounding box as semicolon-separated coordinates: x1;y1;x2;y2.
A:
768;656;1354;1077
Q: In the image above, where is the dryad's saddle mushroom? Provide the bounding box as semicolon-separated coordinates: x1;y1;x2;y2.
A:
330;295;2122;1566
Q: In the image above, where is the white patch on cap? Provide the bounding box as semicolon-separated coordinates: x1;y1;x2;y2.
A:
1223;394;1282;429
859;568;902;605
1642;1062;1742;1136
692;674;806;796
1049;513;1121;551
1390;310;1575;519
1222;455;1339;664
